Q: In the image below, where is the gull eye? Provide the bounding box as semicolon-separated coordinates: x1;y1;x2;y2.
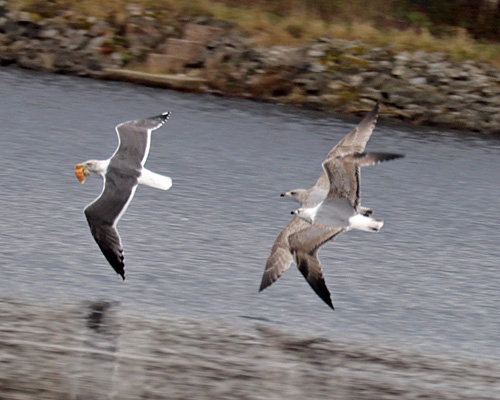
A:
291;191;296;195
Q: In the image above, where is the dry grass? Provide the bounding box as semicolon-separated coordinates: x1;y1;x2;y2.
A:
8;0;500;66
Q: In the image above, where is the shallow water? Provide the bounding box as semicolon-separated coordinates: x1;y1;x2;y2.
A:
1;67;499;363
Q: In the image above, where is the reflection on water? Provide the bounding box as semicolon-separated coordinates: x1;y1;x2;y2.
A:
2;299;499;399
0;67;499;363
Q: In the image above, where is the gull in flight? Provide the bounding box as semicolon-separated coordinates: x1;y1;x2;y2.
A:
260;104;403;309
75;112;172;279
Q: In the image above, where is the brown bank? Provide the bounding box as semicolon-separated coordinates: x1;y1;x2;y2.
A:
1;1;500;134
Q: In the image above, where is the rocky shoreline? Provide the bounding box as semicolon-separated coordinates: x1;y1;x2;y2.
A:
2;1;500;134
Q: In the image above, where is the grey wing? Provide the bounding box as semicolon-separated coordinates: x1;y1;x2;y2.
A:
288;224;344;256
83;175;137;279
114;111;170;167
85;206;125;279
135;111;171;131
289;224;344;309
341;152;405;167
118;111;170;135
310;103;379;196
322;158;360;208
326;103;379;158
322;152;404;209
294;250;334;309
259;217;311;291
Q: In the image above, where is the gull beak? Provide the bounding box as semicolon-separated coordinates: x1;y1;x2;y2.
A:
75;164;89;184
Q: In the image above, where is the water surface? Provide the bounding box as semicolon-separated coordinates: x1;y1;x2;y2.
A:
1;67;499;362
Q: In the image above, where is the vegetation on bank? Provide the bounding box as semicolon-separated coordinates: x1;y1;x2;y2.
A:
8;0;500;67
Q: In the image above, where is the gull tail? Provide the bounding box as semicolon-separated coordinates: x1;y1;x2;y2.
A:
349;214;384;232
138;168;172;190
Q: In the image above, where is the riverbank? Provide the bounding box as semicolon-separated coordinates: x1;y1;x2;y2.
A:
1;298;499;400
2;2;500;134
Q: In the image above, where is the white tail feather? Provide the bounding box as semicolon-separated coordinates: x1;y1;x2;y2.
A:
138;168;172;190
348;214;383;232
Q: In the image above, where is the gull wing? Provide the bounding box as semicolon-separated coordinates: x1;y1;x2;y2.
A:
326;103;379;158
322;152;404;209
113;111;171;168
85;213;125;279
311;103;380;195
289;225;345;309
84;170;138;279
260;217;311;291
322;158;360;208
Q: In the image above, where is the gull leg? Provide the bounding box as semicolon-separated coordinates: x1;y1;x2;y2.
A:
138;168;172;190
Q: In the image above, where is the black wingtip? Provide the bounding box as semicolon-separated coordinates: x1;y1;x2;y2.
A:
322;294;335;310
148;111;171;124
367;101;379;118
379;152;405;162
258;276;271;292
319;293;335;310
341;152;405;167
158;111;171;124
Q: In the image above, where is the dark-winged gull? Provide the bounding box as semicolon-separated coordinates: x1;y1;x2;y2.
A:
260;104;403;309
75;111;172;279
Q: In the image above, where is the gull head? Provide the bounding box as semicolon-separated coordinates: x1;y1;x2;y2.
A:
291;206;316;224
281;189;308;205
75;160;108;183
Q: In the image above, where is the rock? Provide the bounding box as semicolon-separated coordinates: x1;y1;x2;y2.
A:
392;65;409;78
489;112;500;126
327;80;346;91
309;63;326;73
125;16;163;50
292;78;316;94
0;2;7;18
39;27;59;39
62;30;89;50
394;53;410;64
88;20;113;37
307;48;325;58
348;75;364;87
86;35;109;53
2;3;500;133
409;77;427;85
